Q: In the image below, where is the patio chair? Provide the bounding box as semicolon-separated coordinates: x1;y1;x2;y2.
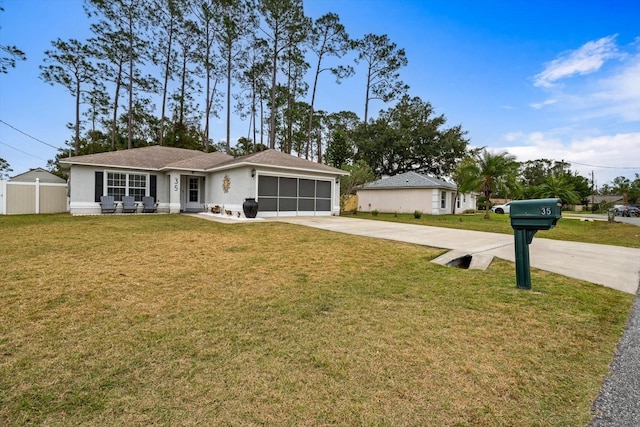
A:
100;195;117;214
122;195;137;213
142;196;158;213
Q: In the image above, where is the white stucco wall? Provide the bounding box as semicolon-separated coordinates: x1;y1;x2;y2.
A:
68;165;169;215
208;167;255;216
356;188;475;215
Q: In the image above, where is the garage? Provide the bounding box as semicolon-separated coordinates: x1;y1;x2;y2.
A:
258;175;332;215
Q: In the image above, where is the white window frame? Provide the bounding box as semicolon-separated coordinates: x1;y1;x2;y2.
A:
105;171;149;201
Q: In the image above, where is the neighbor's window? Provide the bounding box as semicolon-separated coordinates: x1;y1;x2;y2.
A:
106;172;147;201
441;191;446;209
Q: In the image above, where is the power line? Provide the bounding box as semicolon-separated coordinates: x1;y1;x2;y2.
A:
0;119;61;150
0;140;48;161
567;160;640;170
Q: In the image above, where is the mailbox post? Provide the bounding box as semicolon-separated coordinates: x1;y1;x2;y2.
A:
509;198;562;289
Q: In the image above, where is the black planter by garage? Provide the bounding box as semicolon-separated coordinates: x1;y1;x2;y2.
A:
243;198;259;218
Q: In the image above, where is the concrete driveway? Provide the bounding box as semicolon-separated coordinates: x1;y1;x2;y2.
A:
274;216;640;294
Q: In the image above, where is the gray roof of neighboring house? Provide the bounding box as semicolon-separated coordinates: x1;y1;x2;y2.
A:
58;146;347;175
360;171;456;190
10;167;66;183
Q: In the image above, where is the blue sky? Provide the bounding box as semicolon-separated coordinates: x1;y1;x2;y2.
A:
1;0;639;188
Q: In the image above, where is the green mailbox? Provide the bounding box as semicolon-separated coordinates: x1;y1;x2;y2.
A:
509;198;562;290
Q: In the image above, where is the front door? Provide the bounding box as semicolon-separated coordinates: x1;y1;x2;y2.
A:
182;176;202;212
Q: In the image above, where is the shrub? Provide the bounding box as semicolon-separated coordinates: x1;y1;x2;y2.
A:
413;210;422;219
463;209;476;214
372;209;379;217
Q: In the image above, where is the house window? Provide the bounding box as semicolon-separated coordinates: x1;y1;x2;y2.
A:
129;174;147;201
107;172;126;201
106;172;147;201
188;177;199;202
457;195;461;209
441;191;446;209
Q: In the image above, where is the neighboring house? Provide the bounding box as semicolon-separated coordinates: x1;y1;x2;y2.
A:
1;168;68;215
356;171;476;215
11;167;66;184
59;146;348;217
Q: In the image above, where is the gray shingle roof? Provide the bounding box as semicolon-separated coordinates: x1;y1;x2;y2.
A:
166;151;234;170
59;146;208;170
59;146;347;175
361;171;456;190
210;149;348;175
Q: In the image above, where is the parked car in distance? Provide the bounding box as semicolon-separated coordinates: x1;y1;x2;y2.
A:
613;205;640;217
491;201;511;214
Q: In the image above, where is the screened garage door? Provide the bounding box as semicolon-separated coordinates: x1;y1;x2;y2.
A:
258;176;332;214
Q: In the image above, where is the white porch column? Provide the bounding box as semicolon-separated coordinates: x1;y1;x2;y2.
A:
169;172;181;213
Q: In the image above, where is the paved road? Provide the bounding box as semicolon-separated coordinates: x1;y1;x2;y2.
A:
276;216;640;294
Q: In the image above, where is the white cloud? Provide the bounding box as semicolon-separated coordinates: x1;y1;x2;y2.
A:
530;99;557;109
533;35;620;88
496;131;640;185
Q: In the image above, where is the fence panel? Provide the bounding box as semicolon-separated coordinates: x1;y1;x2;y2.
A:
0;180;68;214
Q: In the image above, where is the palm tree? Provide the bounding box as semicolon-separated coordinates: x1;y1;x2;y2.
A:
535;174;579;205
611;176;632;206
470;149;518;219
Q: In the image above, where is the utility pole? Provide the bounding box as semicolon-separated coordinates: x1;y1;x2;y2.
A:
591;170;595;210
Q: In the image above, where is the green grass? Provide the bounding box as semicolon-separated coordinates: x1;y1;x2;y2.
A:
348;211;640;248
0;214;633;425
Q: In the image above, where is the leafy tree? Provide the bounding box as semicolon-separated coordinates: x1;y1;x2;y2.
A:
351;33;408;124
86;0;157;149
40;38;97;155
631;174;640;204
147;0;184;146
468;149;518;219
215;0;254;153
0;6;26;73
305;12;353;162
191;0;222;151
354;95;468;177
258;0;310;149
339;159;374;211
612;176;632;205
324;110;359;167
0;157;12;179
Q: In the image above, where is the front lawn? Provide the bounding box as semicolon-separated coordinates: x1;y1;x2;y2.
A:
0;214;632;425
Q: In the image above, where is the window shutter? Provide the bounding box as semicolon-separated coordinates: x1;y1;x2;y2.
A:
150;175;157;199
95;171;103;202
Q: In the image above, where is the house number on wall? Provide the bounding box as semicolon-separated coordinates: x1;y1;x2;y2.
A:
173;177;179;192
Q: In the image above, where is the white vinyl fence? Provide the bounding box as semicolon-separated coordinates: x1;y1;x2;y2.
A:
0;179;69;215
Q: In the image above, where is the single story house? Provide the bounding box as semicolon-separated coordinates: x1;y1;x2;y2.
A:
356;171;476;215
59;146;348;217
